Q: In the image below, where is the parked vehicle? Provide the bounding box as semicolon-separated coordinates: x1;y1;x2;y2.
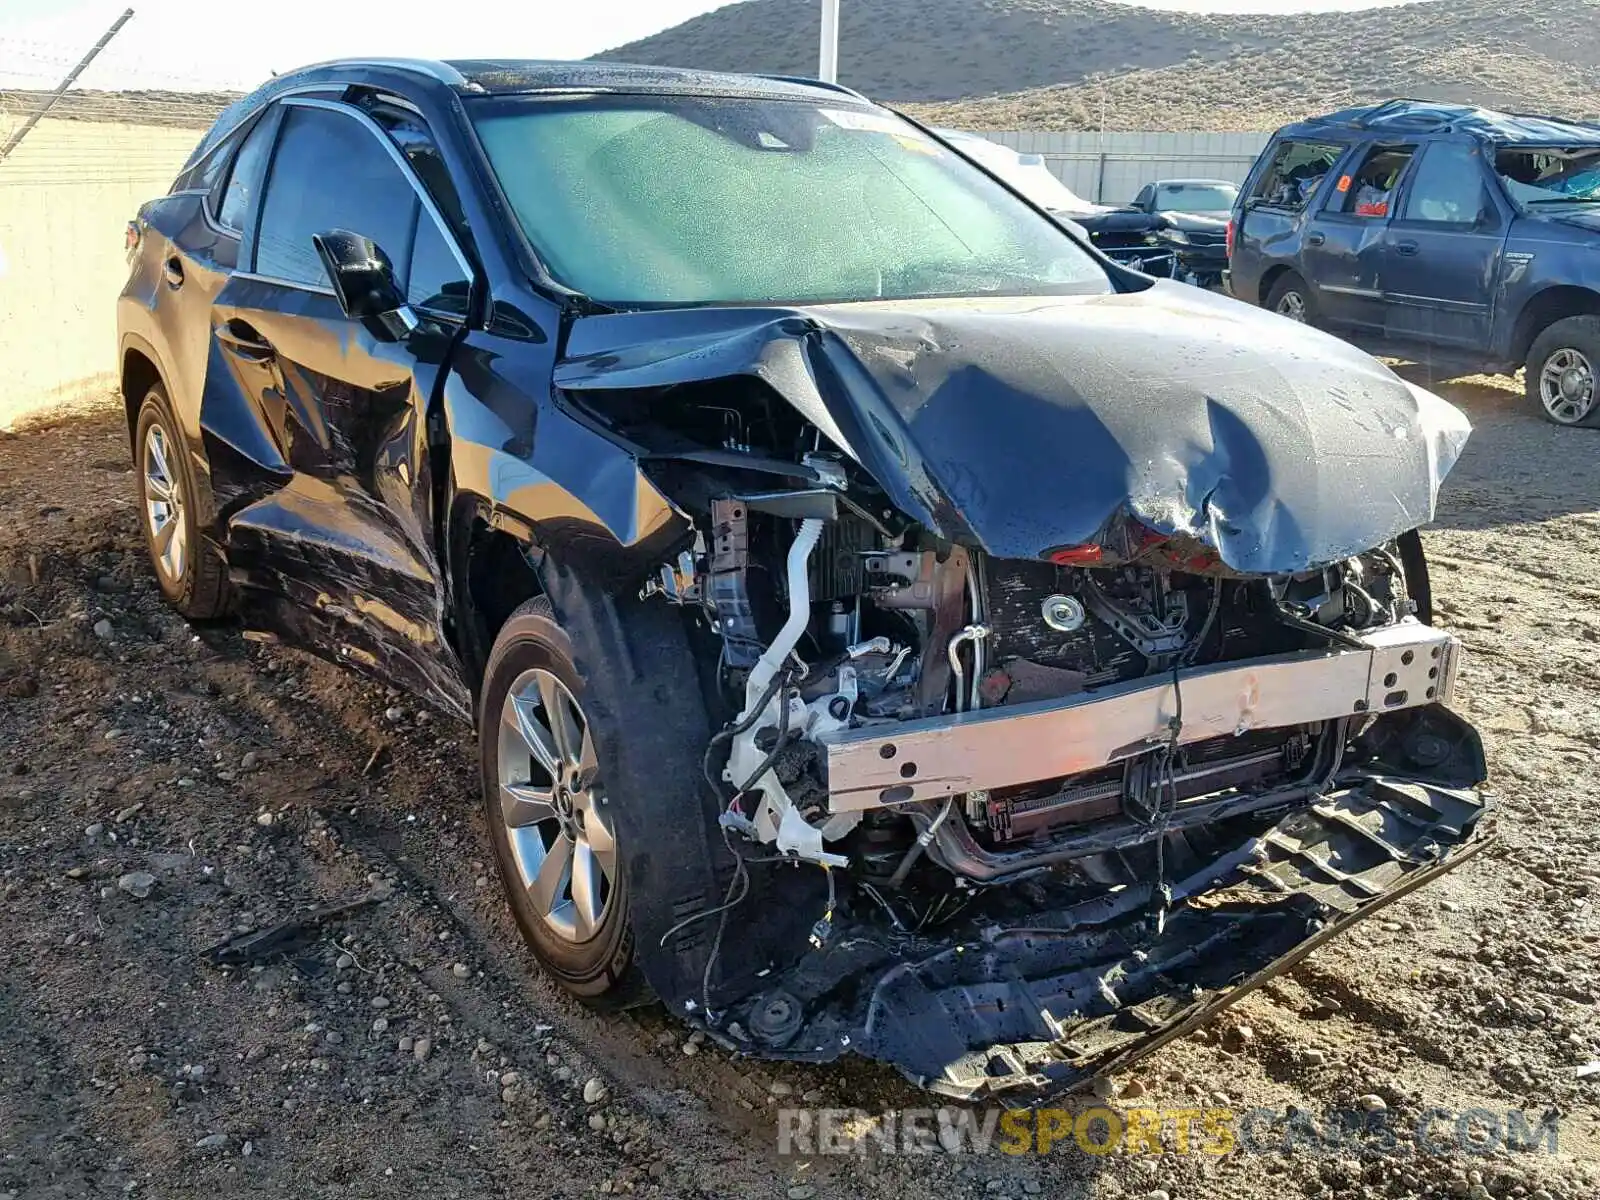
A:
937;129;1179;277
120;60;1488;1100
1131;178;1236;288
1232;98;1600;427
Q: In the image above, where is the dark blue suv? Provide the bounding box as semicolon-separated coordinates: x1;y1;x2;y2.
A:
117;60;1488;1100
1231;99;1600;427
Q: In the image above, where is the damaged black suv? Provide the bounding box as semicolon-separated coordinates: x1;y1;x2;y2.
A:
119;60;1491;1100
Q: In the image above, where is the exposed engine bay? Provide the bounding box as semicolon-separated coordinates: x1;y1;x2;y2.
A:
661;478;1455;879
550;290;1489;1100
595;370;1490;1099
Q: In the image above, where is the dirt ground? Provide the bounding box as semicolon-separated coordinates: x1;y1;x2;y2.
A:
2;374;1598;1200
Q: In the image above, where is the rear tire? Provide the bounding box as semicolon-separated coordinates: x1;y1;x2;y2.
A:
133;385;230;619
1265;272;1317;326
479;596;649;1008
1526;316;1600;427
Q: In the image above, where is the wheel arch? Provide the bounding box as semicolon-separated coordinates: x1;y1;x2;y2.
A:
443;457;695;699
448;495;548;698
1509;285;1600;367
119;335;167;443
1256;263;1299;309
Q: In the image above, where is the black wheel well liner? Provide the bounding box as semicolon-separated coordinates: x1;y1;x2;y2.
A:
452;507;546;694
1509;285;1600;367
119;343;164;440
1257;263;1301;309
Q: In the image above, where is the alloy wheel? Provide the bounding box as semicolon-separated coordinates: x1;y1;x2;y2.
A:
1275;290;1308;322
497;668;616;942
142;423;187;584
1538;347;1597;424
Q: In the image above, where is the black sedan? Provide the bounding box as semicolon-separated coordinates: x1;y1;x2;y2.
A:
1131;177;1239;288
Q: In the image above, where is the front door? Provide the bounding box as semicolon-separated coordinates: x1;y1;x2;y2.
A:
1302;142;1416;331
1381;140;1507;351
200;96;475;716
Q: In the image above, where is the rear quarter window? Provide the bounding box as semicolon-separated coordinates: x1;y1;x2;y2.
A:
1250;139;1345;211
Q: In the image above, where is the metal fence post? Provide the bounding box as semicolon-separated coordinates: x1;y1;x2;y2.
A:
0;9;136;165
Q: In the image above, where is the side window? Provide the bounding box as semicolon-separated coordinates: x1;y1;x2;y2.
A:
173;129;235;196
1133;184;1153;209
1402;142;1489;225
407;217;470;317
366;102;470;233
1338;145;1415;218
363;100;472;317
216;115;276;232
1250;139;1342;211
255;105;419;289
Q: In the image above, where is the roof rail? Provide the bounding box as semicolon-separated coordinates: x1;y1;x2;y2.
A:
1498;106;1600;135
1305;99;1451;133
755;73;871;102
1355;99;1456;132
293;58;470;88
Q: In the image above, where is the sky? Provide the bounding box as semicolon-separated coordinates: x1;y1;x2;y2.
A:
0;0;1424;92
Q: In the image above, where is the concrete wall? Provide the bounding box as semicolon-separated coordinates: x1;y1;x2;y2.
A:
983;129;1272;204
0;116;196;428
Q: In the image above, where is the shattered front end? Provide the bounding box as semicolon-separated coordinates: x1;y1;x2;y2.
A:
556;292;1491;1099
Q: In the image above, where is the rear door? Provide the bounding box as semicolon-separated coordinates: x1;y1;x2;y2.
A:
1380;139;1507;350
1301;141;1416;331
136;111;276;454
199;95;476;716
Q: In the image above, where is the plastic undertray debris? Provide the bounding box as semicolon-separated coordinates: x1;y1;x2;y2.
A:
717;774;1491;1102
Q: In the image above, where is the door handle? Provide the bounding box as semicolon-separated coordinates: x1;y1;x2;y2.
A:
1395;240;1420;256
1306;231;1326;246
215;323;275;362
163;257;184;288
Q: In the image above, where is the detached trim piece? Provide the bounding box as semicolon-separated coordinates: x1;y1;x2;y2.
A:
821;622;1459;812
873;776;1493;1101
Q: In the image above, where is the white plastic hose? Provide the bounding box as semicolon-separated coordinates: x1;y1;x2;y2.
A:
740;518;824;722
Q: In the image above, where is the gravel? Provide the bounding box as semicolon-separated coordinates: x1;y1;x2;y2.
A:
116;871;155;899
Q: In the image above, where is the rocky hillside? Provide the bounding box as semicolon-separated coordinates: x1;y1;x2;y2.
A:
601;0;1600;130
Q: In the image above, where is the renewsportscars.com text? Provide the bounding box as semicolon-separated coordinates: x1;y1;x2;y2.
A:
777;1106;1562;1158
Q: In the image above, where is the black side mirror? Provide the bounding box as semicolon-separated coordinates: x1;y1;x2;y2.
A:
312;229;417;341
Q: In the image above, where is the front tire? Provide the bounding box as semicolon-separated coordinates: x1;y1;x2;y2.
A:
479;596;647;1006
1526;316;1600;427
134;385;230;618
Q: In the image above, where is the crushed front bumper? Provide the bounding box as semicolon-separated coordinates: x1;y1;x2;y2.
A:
821;621;1459;812
696;622;1487;1100
720;768;1491;1101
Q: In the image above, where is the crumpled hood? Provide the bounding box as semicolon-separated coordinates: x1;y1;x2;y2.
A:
1162;210;1229;233
1054;206;1162;236
554;283;1471;574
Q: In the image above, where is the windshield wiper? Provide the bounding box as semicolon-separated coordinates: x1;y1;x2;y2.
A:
1525;195;1600;205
